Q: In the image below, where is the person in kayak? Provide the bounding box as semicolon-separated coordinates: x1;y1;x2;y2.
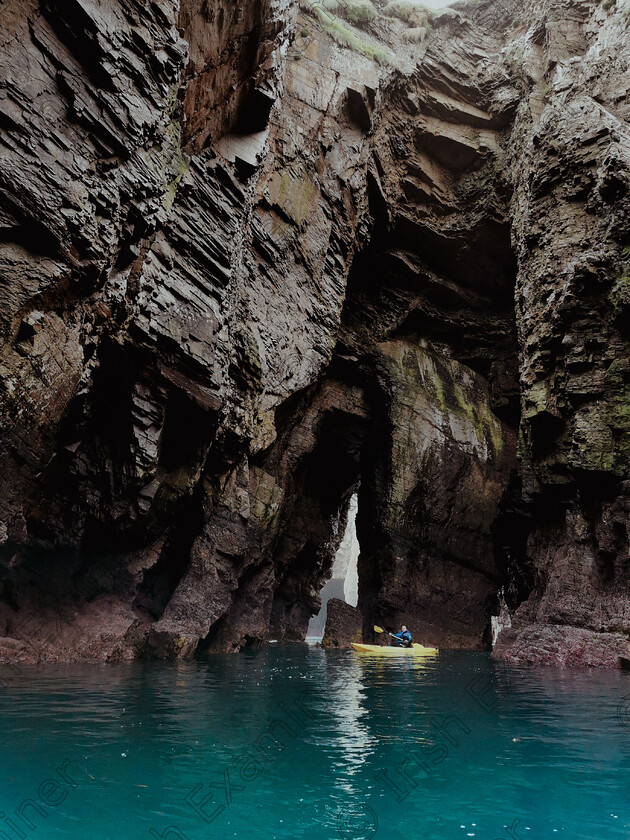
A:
392;625;413;647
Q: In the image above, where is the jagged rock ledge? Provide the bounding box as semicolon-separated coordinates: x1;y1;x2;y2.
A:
0;0;629;666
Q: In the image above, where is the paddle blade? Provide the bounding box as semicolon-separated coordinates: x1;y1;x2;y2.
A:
373;625;384;633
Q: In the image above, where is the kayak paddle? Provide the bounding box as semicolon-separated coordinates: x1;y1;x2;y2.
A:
374;624;401;640
374;625;399;639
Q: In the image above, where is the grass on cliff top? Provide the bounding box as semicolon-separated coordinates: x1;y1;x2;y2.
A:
383;0;433;27
383;0;434;41
316;0;377;26
299;0;435;62
299;0;395;64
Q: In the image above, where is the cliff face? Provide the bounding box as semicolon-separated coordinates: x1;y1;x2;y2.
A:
495;0;630;666
0;0;628;665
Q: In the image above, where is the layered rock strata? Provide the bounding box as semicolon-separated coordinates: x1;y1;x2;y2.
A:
0;0;628;665
495;0;630;666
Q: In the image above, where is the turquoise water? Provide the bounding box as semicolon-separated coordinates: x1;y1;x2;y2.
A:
1;648;630;840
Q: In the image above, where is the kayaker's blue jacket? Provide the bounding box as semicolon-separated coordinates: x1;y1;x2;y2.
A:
394;630;413;646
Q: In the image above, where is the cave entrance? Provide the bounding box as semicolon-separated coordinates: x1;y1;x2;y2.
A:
306;492;360;641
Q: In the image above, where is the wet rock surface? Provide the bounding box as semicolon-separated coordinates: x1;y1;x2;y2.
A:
321;598;362;649
0;0;628;665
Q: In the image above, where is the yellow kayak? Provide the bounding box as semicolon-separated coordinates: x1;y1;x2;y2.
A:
351;643;439;656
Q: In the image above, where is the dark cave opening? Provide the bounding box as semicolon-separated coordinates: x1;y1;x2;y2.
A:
304;196;523;650
0;0;625;675
133;480;206;621
268;401;368;641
